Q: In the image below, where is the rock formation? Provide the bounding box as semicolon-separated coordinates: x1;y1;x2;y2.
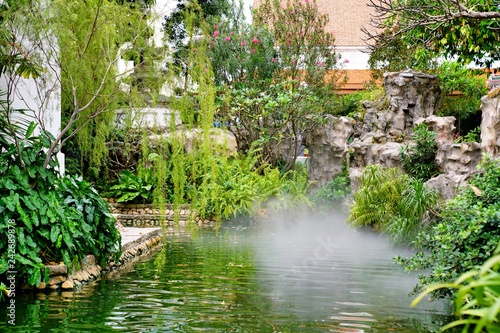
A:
303;115;354;189
306;69;500;201
481;95;500;155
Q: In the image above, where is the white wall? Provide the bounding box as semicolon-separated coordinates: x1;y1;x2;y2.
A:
337;46;371;70
0;37;64;173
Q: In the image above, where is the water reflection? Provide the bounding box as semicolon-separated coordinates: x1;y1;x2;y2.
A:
0;211;454;332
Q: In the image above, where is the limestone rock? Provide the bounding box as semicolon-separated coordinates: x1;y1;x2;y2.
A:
81;255;96;268
348;168;362;193
436;143;481;175
48;275;65;286
303;115;355;189
425;174;472;201
61;280;74;290
383;69;441;124
46;264;68;277
481;95;500;155
349;141;402;171
416;115;456;144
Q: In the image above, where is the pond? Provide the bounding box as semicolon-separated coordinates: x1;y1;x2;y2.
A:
1;210;454;332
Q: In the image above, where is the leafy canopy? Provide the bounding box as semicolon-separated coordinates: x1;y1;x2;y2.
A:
365;0;500;67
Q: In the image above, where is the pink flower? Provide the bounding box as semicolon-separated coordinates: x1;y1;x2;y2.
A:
290;11;295;14
344;59;350;63
240;41;247;46
251;49;256;53
213;31;220;37
272;58;277;63
317;61;324;66
252;37;259;44
214;24;217;29
305;0;309;3
291;60;296;65
211;41;215;45
225;36;231;41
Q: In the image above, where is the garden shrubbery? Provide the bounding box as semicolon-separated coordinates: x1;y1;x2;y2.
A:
397;155;500;299
400;123;439;181
0;130;121;287
347;164;437;244
310;175;350;208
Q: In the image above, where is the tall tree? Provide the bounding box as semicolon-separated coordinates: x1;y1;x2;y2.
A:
0;0;160;173
364;0;500;67
163;0;232;91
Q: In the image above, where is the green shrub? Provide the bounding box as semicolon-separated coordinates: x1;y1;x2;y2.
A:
436;61;487;124
330;84;386;117
348;165;437;244
412;248;500;333
382;177;438;244
400;123;439;181
0;131;121;287
199;151;311;220
348;165;406;230
310;174;351;208
454;126;481;144
396;155;500;299
110;169;154;203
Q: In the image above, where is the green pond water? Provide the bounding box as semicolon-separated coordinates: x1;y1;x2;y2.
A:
1;211;455;332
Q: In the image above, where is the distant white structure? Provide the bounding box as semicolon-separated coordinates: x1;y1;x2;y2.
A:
0;30;65;172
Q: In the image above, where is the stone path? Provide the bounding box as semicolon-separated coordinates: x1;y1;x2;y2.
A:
120;227;162;251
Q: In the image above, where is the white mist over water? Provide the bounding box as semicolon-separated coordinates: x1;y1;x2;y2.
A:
240;208;450;331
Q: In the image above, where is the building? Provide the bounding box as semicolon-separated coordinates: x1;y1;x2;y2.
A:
318;0;375;92
252;0;375;93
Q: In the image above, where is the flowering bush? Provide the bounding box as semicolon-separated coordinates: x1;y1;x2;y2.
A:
254;0;343;92
207;0;343;171
207;20;278;87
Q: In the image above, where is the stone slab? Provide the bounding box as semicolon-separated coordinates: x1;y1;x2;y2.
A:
120;227;163;252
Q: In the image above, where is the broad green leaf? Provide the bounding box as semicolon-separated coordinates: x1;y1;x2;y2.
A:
4;179;17;190
25;122;37;138
50;225;60;243
56;234;62;249
2;192;19;212
21;196;36;211
61;250;70;267
14;254;35;267
16;201;32;232
30;211;39;227
37;229;50;240
62;230;76;251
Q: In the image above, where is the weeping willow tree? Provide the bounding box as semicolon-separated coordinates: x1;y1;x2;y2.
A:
56;0;169;178
0;0;164;179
